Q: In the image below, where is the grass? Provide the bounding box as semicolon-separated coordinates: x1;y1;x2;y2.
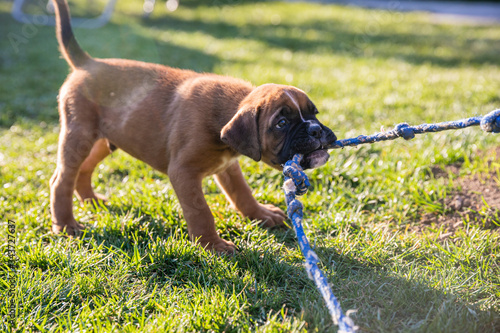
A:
1;0;500;331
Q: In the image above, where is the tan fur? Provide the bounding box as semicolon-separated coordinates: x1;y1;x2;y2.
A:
50;0;335;253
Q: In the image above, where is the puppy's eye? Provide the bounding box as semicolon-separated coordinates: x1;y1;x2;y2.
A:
276;118;288;129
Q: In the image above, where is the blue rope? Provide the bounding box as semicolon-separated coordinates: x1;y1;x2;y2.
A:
282;109;500;332
327;109;500;149
283;155;357;333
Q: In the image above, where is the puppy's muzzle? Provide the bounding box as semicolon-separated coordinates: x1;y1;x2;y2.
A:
307;122;323;139
300;123;337;169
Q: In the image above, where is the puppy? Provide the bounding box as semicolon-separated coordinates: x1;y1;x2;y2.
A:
49;0;337;253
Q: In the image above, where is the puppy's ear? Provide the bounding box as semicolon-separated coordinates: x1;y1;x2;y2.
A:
221;107;261;161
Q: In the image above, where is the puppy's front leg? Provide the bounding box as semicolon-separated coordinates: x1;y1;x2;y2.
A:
169;167;236;254
214;162;286;228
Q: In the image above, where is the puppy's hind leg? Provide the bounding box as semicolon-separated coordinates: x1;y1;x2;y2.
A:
75;138;113;204
50;124;98;236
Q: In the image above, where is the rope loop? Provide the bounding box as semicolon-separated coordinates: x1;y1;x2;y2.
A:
394;123;415;140
480;109;500;133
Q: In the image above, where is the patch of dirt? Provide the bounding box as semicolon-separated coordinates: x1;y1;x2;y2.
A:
429;163;462;179
413;149;500;238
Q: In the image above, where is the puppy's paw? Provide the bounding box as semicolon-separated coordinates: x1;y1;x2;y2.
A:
52;220;85;236
78;192;108;206
248;203;287;229
197;235;237;255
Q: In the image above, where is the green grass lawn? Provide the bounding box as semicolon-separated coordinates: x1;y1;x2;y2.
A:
1;0;500;331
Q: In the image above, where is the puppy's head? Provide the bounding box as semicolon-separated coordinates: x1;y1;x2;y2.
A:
221;84;337;170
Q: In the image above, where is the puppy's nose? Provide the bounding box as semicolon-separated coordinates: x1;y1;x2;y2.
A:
307;123;323;138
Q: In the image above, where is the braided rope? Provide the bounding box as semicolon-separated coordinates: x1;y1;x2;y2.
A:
327;109;500;149
282;109;500;332
283;154;357;333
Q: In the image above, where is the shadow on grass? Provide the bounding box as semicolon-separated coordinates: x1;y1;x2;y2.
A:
145;12;500;68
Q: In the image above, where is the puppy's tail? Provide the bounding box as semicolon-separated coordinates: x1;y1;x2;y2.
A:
52;0;91;68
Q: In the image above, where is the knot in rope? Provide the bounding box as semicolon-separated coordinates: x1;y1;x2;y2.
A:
394;123;415;140
283;154;310;196
480;109;500;133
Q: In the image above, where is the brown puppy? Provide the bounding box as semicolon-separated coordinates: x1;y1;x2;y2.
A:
49;0;337;253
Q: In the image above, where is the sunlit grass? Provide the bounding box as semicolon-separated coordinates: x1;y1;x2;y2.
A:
0;0;499;331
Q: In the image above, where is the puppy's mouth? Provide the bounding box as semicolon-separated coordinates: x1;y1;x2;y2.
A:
299;127;337;169
277;123;336;169
300;146;330;170
278;143;329;170
292;134;336;170
283;138;330;169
